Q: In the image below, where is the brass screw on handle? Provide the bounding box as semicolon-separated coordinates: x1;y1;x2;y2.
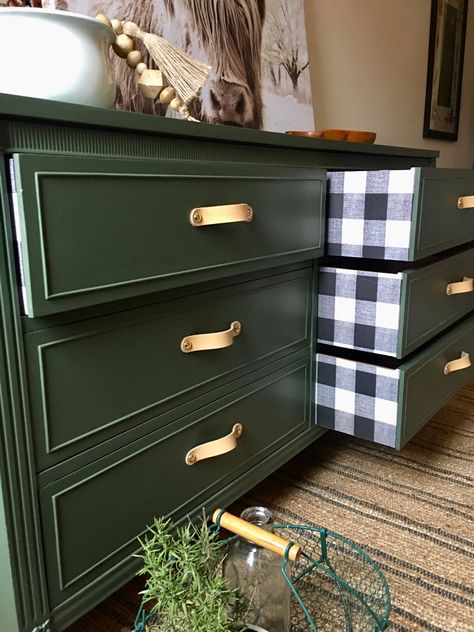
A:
186;452;197;465
182;338;193;352
234;423;243;438
192;210;202;224
232;321;241;335
247;207;253;221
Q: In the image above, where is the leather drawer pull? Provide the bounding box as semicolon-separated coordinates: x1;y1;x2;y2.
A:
446;277;473;295
457;195;474;209
181;321;241;353
212;508;301;562
190;203;254;226
185;423;243;465
444;351;471;375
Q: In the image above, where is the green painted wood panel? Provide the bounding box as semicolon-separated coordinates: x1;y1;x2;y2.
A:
13;154;325;316
25;269;312;469
0;93;438;164
0;154;50;632
38;354;310;609
411;168;474;259
398;247;474;357
398;314;474;447
0;485;20;632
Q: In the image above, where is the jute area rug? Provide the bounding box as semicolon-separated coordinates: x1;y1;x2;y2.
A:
66;380;474;632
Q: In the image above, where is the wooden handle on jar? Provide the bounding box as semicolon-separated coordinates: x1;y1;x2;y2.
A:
457;196;474;209
190;203;253;226
446;277;473;295
212;508;302;562
444;351;471;375
181;321;241;353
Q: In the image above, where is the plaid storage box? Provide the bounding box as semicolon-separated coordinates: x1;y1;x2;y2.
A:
317;266;403;357
326;168;416;260
315;353;400;448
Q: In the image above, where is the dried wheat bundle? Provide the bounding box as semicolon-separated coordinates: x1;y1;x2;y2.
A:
122;21;210;107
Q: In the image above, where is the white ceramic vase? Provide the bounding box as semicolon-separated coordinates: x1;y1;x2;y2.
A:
0;8;116;107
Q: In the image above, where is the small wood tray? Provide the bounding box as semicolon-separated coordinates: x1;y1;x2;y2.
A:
286;129;376;144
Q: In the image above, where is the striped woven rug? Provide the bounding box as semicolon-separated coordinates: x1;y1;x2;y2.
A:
66;380;474;632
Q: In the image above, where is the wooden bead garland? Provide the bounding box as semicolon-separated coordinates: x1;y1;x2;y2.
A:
126;50;143;69
97;13;204;121
113;33;135;58
136;62;148;75
95;13;111;27
110;18;123;35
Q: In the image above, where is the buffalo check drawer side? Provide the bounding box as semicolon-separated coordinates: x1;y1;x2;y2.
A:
315;315;474;449
317;248;474;358
326;167;474;260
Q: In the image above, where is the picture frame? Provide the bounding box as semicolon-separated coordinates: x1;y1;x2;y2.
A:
423;0;468;141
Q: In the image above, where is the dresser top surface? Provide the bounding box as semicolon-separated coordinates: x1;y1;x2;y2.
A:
0;93;438;162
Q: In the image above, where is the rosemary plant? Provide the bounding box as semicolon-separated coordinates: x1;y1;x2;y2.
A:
137;515;247;632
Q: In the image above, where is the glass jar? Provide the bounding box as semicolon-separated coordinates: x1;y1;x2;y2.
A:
223;506;291;632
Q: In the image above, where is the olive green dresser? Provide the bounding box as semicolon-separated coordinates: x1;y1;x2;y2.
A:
0;94;470;632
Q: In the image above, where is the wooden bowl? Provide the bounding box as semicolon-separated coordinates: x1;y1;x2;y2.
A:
286;129;376;144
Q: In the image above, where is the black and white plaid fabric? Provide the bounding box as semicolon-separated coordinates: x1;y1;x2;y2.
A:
315;353;400;448
326;168;416;260
317;266;403;356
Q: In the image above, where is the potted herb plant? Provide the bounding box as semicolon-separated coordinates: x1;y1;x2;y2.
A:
135;514;248;632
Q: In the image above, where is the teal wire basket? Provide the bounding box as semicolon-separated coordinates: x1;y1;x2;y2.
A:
215;509;391;632
271;523;390;631
131;509;390;632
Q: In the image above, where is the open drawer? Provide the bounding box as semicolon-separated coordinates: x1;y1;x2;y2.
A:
326;167;474;261
10;154;325;316
315;314;474;449
317;248;474;358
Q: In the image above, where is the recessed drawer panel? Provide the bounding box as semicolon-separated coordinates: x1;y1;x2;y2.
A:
317;248;474;358
38;356;310;608
25;269;311;469
12;154;325;316
315;314;474;449
326;167;474;260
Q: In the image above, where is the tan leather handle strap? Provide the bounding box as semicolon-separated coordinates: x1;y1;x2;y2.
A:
181;321;241;353
457;196;474;209
446;277;473;295
185;424;242;465
190;203;254;226
212;508;302;562
444;351;471;375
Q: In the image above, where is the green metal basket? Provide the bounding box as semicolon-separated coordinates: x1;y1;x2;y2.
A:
131;509;390;632
214;509;390;632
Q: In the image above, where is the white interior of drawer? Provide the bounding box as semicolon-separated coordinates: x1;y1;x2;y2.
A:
8;159;27;315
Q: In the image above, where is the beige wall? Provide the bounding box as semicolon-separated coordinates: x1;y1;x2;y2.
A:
304;0;474;167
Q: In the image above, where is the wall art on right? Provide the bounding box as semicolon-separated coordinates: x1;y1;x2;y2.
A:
423;0;468;141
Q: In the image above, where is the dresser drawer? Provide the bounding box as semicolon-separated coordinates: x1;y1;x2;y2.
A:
11;154;325;316
326;168;474;260
317;248;474;358
37;355;310;607
315;314;474;449
25;268;311;469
